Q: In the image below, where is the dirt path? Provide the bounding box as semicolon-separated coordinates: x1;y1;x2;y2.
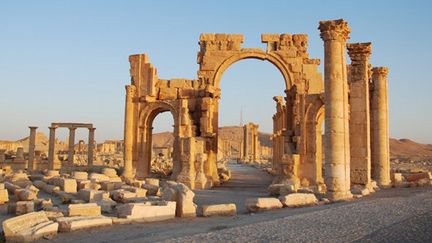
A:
194;161;273;214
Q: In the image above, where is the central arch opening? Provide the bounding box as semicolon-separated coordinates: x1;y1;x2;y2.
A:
216;58;287;190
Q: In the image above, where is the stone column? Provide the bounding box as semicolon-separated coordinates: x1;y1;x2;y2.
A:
347;43;372;187
0;149;6;163
371;67;391;187
68;127;76;168
87;127;96;169
28;126;38;173
319;19;352;201
48;126;56;170
122;85;136;179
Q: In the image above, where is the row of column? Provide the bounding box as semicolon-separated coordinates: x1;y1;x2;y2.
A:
47;126;95;170
319;19;390;201
27;126;95;173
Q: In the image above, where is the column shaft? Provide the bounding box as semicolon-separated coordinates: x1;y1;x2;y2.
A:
122;85;136;179
28;126;38;173
68;127;76;167
48;127;56;170
347;43;372;187
371;67;391;186
88;128;96;168
319;19;352;201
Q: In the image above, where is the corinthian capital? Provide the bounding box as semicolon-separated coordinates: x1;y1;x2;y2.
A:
319;19;351;42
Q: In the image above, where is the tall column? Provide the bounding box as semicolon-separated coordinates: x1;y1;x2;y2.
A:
87;127;96;169
122;85;136;179
28;126;38;173
347;43;372;187
68;127;76;168
48;126;56;170
371;67;391;187
319;19;352;201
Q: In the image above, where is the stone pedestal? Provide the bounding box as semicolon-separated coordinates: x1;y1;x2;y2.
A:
319;19;353;201
371;67;391;187
347;43;372;187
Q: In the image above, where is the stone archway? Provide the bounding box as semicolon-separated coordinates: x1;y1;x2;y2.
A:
136;101;180;179
303;95;325;186
212;50;293;90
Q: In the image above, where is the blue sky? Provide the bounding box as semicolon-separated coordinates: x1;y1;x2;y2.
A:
1;0;431;143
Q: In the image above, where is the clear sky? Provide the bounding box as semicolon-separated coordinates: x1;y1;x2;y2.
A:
1;0;431;143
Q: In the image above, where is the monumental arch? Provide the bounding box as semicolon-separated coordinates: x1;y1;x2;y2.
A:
123;19;390;201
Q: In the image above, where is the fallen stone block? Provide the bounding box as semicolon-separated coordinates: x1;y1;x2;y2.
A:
60;178;77;193
2;211;58;242
124;187;147;198
8;201;35;215
201;203;237;217
279;193;318;207
417;178;432;187
268;184;283;196
97;198;117;213
405;172;432;182
117;201;176;222
145;178;160;186
102;168;118;177
72;171;88;180
351;185;370;196
44;210;64;220
34;198;53;211
110;189;137;203
68;203;101;217
4;181;22;194
0;188;9;204
142;184;160;196
0;183;4;189
89;173;110;182
176;183;196;217
42;184;60;194
33;180;46;189
391;173;403;183
100;181;123;191
78;189;109;202
245;198;283;212
279;184;297;196
77;180;91;190
56;216;112;232
56;191;77;204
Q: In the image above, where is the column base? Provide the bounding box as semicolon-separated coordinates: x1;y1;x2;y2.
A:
326;190;353;202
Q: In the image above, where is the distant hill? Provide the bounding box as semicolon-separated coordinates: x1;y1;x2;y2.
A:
2;129;432;160
390;138;432;158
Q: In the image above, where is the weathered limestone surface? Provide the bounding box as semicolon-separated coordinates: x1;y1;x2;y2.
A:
245;198;283;212
371;67;391;187
78;189;109;202
319;19;353;201
2;212;58;242
201;203;237;217
0;187;9;204
347;42;372;187
57;216;112;232
68;203;101;217
279;193;318;207
117;201;176;221
8;201;35;215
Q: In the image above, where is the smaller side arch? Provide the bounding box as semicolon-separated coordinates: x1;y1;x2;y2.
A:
136;101;180;179
302;94;324;185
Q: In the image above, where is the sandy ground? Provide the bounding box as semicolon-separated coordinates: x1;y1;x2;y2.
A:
40;163;432;243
